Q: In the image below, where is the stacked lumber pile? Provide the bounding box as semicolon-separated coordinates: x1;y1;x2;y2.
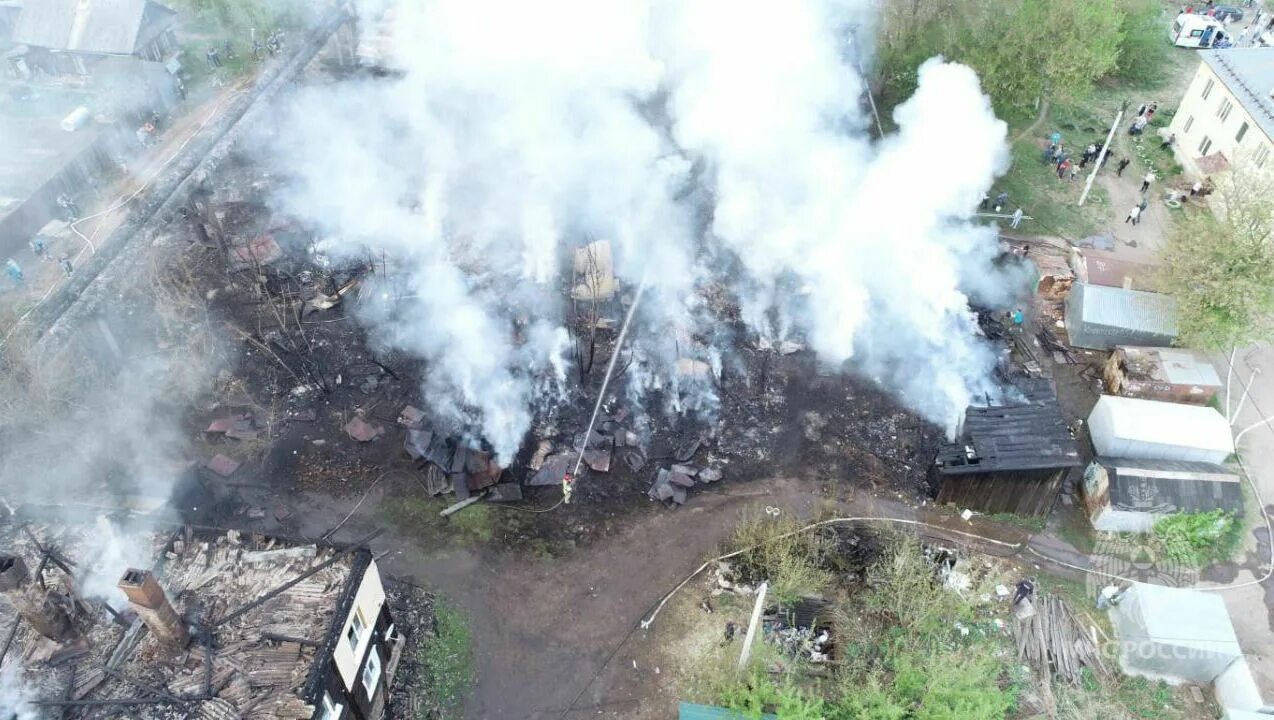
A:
1013;594;1107;684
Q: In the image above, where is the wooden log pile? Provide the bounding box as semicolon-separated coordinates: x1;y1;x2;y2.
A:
1013;594;1107;685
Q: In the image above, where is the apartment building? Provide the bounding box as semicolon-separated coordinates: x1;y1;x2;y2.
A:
1167;48;1274;178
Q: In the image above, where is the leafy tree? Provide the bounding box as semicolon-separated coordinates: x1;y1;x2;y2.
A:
1112;0;1172;85
1159;158;1274;350
168;0;306;34
876;0;1138;114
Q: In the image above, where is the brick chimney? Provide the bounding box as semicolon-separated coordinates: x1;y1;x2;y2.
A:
118;568;188;648
0;554;75;641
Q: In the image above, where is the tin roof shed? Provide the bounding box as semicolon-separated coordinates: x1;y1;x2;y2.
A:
1064;283;1178;350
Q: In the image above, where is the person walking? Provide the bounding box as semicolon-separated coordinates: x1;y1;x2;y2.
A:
994;191;1009;212
1191;180;1204;196
1010;207;1024;229
980;191;990;210
1126;204;1142;225
1079;153;1090;170
1117;157;1131;176
1141;171;1155;193
29;238;47;260
1069;163;1080;181
58;254;73;278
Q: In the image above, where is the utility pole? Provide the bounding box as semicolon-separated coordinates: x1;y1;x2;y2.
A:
848;27;884;138
1078;101;1129;207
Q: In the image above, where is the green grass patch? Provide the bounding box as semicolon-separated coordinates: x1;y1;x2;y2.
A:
416;599;473;720
697;536;1023;719
985;511;1047;532
995;139;1111;240
178;40;258;89
1153;510;1243;567
384;495;498;545
1055;668;1199;719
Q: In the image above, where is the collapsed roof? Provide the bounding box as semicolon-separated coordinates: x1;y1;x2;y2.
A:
0;521;371;719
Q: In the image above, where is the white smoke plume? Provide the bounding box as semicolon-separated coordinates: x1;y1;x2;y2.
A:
265;0;1026;458
0;659;37;720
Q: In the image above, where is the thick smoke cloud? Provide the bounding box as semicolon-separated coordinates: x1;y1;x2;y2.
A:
266;0;1025;459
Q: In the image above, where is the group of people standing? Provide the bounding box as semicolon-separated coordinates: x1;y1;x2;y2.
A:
1043;133;1110;182
207;30;286;70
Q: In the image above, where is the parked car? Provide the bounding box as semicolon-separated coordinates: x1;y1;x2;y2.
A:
1212;5;1244;22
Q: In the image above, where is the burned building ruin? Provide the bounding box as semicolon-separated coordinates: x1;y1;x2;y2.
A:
0;520;401;720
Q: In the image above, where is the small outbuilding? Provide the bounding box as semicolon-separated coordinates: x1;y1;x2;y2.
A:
1080;457;1243;533
1111;583;1243;683
1103;346;1222;406
1087;395;1234;464
1069;248;1160;291
932;380;1081;518
1064;283;1178;350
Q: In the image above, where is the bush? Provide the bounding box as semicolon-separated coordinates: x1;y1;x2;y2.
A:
710;533;1028;719
1153;510;1243;566
728;510;837;603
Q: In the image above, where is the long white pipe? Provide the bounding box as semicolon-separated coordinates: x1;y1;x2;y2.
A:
567;276;648;498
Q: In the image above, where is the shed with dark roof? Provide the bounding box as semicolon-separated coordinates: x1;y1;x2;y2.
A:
1080;457;1243;533
931;379;1081;517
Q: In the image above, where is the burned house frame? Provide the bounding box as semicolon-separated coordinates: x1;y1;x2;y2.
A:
305;546;399;720
931;380;1081;518
0;523;402;720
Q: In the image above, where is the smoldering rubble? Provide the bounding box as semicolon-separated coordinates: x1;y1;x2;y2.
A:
257;0;1033;470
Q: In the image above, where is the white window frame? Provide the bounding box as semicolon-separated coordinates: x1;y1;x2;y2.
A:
1218;97;1233;122
1202;77;1216;99
1256;144;1271;168
318;692;342;720
1236;122;1249;144
362;646;382;696
1183;115;1195;134
1199;136;1213;155
346;608;366;654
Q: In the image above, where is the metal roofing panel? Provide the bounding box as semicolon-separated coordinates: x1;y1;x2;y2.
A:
1156;348;1223;386
1074;249;1160;291
12;0;166;54
1202;48;1274;146
1077;284;1178;336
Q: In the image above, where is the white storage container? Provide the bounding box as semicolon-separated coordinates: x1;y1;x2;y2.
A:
1087;395;1233;464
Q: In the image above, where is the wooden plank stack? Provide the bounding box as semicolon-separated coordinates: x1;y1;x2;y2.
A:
1013;594;1107;685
